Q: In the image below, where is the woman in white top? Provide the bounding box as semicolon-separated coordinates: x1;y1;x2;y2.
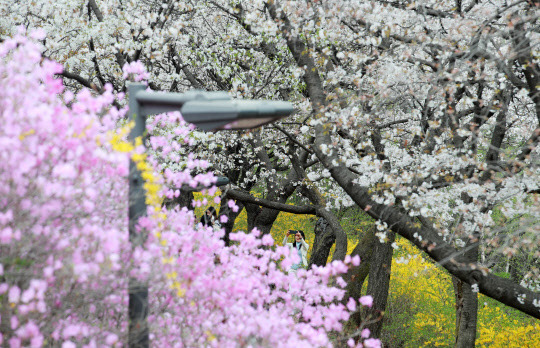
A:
200;206;222;231
282;230;309;272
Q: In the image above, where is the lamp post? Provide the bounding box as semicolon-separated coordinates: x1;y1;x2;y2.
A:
127;83;294;347
179;176;230;193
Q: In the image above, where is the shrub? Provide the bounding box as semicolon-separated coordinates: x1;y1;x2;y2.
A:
384;237;540;347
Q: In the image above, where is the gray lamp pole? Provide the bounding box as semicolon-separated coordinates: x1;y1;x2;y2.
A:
127;83;294;347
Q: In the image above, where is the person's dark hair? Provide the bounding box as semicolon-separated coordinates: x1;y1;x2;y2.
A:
200;206;218;226
292;230;305;248
207;206;217;217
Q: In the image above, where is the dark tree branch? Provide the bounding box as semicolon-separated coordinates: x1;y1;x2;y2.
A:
370;125;391;172
210;1;279;61
170;43;204;90
249;133;274;172
510;11;540;125
376;0;451;18
87;0;126;71
56;69;123;110
224;188;316;215
266;2;326;108
58;70;97;91
88;0;104;22
89;38;106;89
485;93;510;164
272;124;313;154
517;127;540;163
375;119;409;129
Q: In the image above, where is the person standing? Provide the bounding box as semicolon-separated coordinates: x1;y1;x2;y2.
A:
200;206;221;231
282;230;309;272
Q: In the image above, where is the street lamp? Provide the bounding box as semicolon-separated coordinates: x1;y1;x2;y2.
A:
127;83;294;347
179;176;230;193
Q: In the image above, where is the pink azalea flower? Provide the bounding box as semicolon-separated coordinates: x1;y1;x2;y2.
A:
346;297;357;312
361;328;371;338
363;338;382;348
8;286;20;304
359;295;373;307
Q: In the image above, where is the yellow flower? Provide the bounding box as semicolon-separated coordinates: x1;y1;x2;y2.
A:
205;330;216;341
18;129;35;140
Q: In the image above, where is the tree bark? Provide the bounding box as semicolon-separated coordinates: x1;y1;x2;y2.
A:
163;190;194;210
218;199;244;246
343;227;377;329
245;202;262;232
308;217;336;268
225;188;316;215
295;164;347;261
453;243;479;348
316;209;348;261
364;231;395;338
253;207;283;235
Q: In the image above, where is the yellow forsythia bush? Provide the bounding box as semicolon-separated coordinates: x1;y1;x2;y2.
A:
386;237;540;347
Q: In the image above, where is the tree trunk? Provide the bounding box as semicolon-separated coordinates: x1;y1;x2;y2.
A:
308;217;336;268
453;243;479;348
253;207;281;235
245;202;261;232
218;199;244;246
163;190;194;210
317;209;348;261
343;226;377;329
364;231;395;338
